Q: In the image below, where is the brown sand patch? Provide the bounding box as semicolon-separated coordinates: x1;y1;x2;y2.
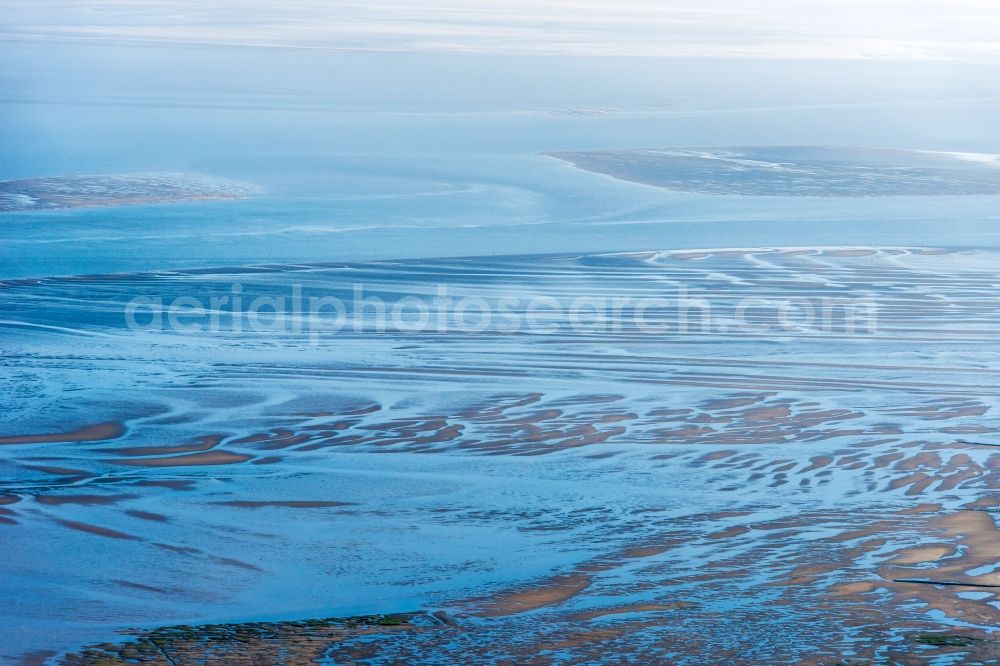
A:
229;433;272;445
799;455;834;473
705;525;750;540
0;422;124;445
943;425;998;434
111;451;252;467
104;435;223;457
828;581;880;597
821;509;1000;630
899;503;944;514
772;562;843;587
963;496;999;510
54;519;142;541
887;544;956;565
35;494;138;506
475;573;592;616
621;545;672;559
896;452;942;471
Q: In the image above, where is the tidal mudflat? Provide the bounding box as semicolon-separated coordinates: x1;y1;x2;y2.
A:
3;247;1000;663
5;5;1000;662
0;173;259;212
547;147;1000;197
59;613;442;665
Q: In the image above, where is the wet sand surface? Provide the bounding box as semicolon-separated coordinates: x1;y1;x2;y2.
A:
2;247;1000;663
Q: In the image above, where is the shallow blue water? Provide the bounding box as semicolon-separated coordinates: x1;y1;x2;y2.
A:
4;42;1000;278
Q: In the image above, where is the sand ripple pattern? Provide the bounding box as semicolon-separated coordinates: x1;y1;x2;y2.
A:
2;247;1000;662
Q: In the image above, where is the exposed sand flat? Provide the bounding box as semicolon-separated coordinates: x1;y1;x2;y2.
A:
108;450;253;467
471;573;593;616
546;147;1000;196
0;173;259;212
102;435;223;457
105;386;989;457
889;544;956;565
24;417;1000;662
0;422;123;445
3;247;1000;662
